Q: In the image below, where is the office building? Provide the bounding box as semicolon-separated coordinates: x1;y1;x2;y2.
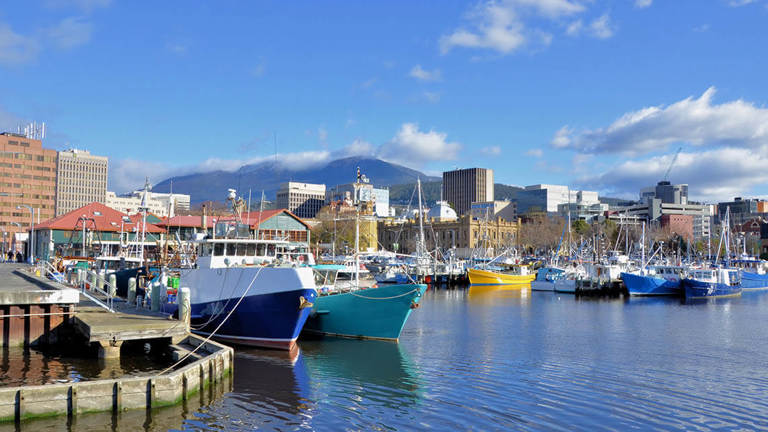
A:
717;197;768;225
105;190;191;218
470;200;517;222
640;181;689;205
55;149;108;216
276;182;326;219
442;168;494;215
0;132;57;254
516;184;599;214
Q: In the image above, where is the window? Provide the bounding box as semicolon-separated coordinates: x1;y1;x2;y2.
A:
226;243;236;255
213;243;224;256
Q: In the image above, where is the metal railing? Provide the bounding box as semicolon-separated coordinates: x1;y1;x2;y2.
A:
36;262;115;313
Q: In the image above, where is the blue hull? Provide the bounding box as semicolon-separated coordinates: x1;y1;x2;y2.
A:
622;272;681;296
683;279;742;299
303;284;427;340
740;271;768;291
191;288;317;350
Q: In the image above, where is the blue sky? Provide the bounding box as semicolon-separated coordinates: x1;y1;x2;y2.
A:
1;0;768;201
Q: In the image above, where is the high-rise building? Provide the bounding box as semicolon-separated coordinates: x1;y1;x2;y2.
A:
276;182;326;218
55;149;108;216
442;168;494;215
0;132;57;253
640;181;688;205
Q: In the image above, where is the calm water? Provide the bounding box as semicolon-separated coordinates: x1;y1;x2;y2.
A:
16;287;768;431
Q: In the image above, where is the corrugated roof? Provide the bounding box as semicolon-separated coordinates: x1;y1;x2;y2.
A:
34;202;164;233
158;209;309;230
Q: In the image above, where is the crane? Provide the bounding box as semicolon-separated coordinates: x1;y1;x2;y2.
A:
663;147;682;182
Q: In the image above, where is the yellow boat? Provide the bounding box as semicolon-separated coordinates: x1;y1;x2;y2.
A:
467;267;536;285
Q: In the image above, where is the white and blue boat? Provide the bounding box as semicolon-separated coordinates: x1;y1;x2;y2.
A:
531;266;565;291
621;265;686;296
182;235;318;350
731;259;768;291
683;268;742;299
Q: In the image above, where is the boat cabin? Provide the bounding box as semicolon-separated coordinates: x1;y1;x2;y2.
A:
688;268;741;286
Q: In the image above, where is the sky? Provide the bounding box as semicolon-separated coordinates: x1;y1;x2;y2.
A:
1;0;768;202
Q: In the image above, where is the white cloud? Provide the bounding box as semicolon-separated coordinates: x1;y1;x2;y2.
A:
422;91;441;103
729;0;757;6
338;139;376;158
410;65;442;81
551;87;768;155
566;20;583;36
440;0;584;55
47;17;92;49
377;123;461;166
0;22;40;65
579;148;768;202
45;0;111;12
525;148;543;157
589;14;614;39
166;42;188;55
482;145;502;155
635;0;653;8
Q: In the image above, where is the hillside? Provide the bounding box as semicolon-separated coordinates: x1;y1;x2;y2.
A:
152;157;440;204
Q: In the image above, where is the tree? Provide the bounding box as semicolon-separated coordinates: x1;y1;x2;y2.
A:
571;219;591;236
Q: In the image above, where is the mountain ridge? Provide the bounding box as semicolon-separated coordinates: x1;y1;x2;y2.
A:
153;157;440;204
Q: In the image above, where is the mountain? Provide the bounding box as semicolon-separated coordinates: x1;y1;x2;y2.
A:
152;157;440;205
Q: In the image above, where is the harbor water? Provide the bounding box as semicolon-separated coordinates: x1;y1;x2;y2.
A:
15;286;768;430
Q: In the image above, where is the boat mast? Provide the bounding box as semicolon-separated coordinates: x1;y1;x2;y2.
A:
641;221;646;275
355;168;362;288
417;177;425;258
138;177;150;267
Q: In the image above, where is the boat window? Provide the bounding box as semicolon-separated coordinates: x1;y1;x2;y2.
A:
336;272;352;281
267;244;276;256
213;243;224;256
235;243;246;256
246;244;256;256
257;244;266;256
226;243;237;256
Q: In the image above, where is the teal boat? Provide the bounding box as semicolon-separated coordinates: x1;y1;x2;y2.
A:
304;265;427;340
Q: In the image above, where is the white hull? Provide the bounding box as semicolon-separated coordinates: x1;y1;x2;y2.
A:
554;279;576;293
179;265;317;305
531;280;555;291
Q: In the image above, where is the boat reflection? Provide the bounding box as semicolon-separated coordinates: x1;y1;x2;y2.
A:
468;284;531;304
300;338;420;410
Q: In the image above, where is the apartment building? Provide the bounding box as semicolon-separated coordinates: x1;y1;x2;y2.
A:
276;182;326;219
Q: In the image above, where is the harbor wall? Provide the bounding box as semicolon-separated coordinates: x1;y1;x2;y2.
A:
0;335;233;423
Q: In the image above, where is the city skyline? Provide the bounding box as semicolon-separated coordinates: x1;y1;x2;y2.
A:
1;1;767;201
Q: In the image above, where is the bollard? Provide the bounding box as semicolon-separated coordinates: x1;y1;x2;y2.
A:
127;277;137;305
88;271;97;291
136;294;144;309
108;274;117;297
98;270;106;290
151;282;161;312
179;287;191;332
77;269;83;286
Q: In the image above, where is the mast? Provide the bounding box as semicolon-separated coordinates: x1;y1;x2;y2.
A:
417;177;425;258
641;221;646;275
355;168;362;288
138;177;150;267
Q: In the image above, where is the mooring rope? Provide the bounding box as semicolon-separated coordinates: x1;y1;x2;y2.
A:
347;287;420;300
159;265;266;375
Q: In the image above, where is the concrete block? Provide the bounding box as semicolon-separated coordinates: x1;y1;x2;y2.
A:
120;378;150;410
21;385;69;418
75;381;115;414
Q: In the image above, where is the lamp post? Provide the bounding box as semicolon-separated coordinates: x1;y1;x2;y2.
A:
9;221;21;262
16;205;34;264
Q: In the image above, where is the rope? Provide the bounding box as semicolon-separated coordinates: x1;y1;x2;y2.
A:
347;287;419;300
159;265;266;375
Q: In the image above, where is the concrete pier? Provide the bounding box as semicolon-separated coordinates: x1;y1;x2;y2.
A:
0;264;79;347
0;334;233;423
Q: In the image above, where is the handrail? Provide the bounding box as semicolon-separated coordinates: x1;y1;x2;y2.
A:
37;263;116;313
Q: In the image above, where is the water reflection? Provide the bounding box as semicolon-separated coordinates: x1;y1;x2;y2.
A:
468;284;531;304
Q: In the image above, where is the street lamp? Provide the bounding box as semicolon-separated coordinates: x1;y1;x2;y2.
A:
16;205;34;264
9;222;21;262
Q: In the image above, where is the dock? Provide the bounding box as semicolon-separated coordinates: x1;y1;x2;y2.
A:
0;263;234;424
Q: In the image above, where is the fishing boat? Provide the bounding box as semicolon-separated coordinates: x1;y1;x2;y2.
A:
467;265;535;285
683;268;742;299
531;266;565;291
731;259;768;291
180;190;317;350
622;265;686;296
302;169;427;341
